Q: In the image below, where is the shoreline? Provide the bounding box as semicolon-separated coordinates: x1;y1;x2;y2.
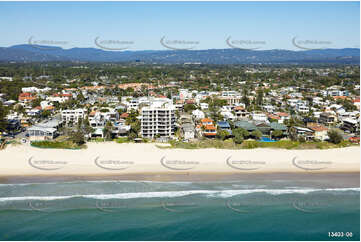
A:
0;142;359;179
0;172;359;188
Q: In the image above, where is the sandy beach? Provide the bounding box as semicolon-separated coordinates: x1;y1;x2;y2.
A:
0;142;359;178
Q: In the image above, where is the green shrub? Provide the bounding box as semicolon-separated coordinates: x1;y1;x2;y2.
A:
241;140;259;149
327;129;343;144
31;140;85;149
115;137;130;143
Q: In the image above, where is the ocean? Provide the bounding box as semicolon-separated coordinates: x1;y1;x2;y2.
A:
0;178;359;241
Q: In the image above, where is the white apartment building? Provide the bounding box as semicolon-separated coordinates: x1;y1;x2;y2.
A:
61;109;86;125
262;105;276;113
88;109;119;128
200;103;209;110
192;109;205;120
179;89;192;100
251;111;268;122
296;104;309;113
140;102;176;139
287;99;300;107
321;89;349;97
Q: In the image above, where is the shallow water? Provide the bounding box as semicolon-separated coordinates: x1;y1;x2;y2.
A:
0;179;359;241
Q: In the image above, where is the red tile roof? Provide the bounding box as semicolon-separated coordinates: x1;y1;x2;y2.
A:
204;125;216;130
120;113;129;118
201;118;213;123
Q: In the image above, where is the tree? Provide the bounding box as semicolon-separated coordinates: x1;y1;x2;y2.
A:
241;89;250;109
31;98;42;108
128;130;137;141
233;128;249;138
233;133;244;144
256;89;264;106
271;130;283;140
184;104;196;113
41;110;52;118
69;130;85;145
216;129;229;140
251;129;262;140
0;102;8;132
103;121;113;140
327;129;343;144
15;104;25;115
232;128;247;144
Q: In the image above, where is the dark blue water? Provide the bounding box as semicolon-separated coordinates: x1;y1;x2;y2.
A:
0;180;359;241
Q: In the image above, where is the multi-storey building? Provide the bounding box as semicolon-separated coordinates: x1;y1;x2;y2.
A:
61;109;86;125
140;102;176;138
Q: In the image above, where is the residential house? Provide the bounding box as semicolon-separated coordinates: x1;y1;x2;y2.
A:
307;123;329;141
47;93;72;103
192;109;205;120
18;92;37;105
251;111;268;122
112;120;131;137
27;119;63;141
217;121;232;135
269;122;288;137
203;124;217;137
296;104;309;113
319;112;337;125
342;118;359;134
290;126;314;141
262;105;276;113
181;123;195;140
27;126;57;141
200;118;213;126
233;106;249;119
255;122;271;135
234;120;257;132
200;103;209;110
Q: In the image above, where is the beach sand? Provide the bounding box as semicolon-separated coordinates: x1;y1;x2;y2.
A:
0;143;359;181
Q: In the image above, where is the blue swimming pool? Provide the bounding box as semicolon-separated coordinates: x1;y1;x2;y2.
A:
260;137;277;142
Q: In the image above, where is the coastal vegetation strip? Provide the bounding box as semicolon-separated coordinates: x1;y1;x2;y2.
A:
164;139;355;150
30;140;86;149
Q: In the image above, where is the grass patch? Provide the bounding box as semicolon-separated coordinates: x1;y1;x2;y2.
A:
30;140;86;149
115;137;131;143
241;140;300;149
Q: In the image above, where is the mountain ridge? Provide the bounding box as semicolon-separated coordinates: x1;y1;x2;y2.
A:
0;44;359;64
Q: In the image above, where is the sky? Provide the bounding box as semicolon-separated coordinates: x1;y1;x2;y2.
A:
0;1;359;51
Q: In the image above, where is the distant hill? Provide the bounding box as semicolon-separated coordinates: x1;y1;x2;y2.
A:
0;44;359;64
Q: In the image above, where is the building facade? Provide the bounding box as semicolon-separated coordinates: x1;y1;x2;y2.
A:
140;104;176;138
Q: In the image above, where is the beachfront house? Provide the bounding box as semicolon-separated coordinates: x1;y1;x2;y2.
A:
112;121;131;137
269;122;288;138
181;123;195;140
217;121;232;136
341;118;359;134
289;126;314;141
234;120;257;132
27;126;57;141
307;123;329;141
203;124;217;137
255;122;271;135
27;118;63;141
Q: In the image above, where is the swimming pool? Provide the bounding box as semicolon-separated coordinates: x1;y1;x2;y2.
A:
260;137;277;142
